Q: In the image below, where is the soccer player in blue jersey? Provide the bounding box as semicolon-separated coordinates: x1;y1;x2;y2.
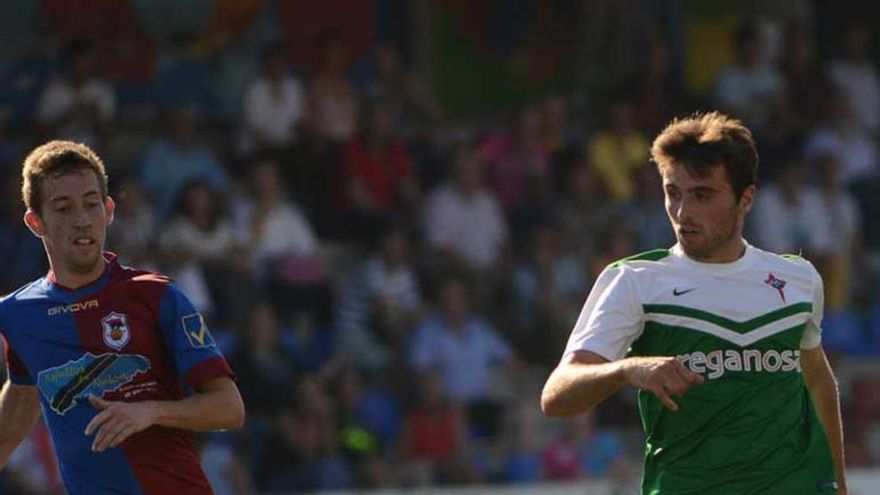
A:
0;140;245;494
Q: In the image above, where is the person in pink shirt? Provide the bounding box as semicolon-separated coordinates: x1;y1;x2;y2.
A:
480;104;551;213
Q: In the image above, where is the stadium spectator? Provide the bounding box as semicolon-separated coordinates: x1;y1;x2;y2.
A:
481;104;551;213
138;106;230;220
632;37;687;134
232;159;320;277
228;301;298;417
158;179;243;322
813;154;862;310
540;95;583;199
36;39;115;147
424;144;509;273
0;168;46;294
556;164;615;263
621;165;677;252
510;223;588;365
803;96;878;186
410;275;518;441
400;373;471;486
750;156;829;257
339;100;419;241
586;98;650;202
261;375;350;492
778;24;833;138
307;31;358;144
713;19;785;134
828;21;880;134
106;174;157;269
337;225;423;374
334;369;400;489
502;401;544;483
231;158;331;325
362;42;442;134
540;94;580;156
238;45;306;156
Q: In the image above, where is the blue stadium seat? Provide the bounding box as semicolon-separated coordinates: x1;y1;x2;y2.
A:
867;307;880;355
115;79;156;113
822;310;866;355
154;59;216;116
0;56;55;123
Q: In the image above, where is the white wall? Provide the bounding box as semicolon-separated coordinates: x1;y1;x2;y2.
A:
308;468;880;495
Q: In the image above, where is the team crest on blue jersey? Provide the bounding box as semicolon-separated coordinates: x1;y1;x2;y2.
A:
764;273;787;302
37;353;151;415
101;312;131;351
182;312;215;349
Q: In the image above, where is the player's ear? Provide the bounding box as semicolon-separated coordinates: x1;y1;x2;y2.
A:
104;196;116;226
23;209;45;238
738;184;756;215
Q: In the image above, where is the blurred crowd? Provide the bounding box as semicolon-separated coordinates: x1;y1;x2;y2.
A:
0;3;877;495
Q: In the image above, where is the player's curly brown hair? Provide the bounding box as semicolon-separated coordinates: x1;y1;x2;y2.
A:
21;140;109;215
650;111;758;199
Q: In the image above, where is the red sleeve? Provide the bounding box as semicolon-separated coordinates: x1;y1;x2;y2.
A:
184;356;235;390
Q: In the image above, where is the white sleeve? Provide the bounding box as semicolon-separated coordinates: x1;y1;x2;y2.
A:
800;265;824;350
562;265;645;362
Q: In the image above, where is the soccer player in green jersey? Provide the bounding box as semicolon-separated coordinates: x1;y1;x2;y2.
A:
542;112;846;494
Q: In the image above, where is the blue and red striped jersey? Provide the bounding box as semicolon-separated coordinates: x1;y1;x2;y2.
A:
0;253;234;495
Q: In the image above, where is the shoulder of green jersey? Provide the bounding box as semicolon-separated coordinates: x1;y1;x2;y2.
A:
754;247;821;279
779;252;815;270
608;248;672;269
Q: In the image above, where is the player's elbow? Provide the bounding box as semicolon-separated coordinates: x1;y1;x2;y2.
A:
540;383;575;417
540;392;562;417
540;393;571;417
225;394;246;430
214;386;246;430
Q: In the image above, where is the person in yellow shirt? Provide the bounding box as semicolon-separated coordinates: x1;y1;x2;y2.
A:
586;99;649;202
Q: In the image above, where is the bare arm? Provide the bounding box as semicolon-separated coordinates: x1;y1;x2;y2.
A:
541;351;627;416
541;350;704;417
0;381;41;469
85;377;245;452
801;347;847;494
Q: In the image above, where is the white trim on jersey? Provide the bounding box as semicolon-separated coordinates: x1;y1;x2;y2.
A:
644;311;812;347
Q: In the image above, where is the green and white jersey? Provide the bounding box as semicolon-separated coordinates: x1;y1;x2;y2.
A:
564;242;837;495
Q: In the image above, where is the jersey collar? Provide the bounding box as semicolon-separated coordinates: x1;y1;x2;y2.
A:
45;252;120;300
670;240;754;274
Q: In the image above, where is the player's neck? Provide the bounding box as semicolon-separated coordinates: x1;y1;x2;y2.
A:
49;259;107;290
689;238;747;264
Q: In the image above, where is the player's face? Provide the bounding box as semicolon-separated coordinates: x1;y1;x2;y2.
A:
662;162;753;263
26;169;114;277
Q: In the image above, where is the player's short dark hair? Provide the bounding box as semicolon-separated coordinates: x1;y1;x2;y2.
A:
21;140;109;215
650;111;758;199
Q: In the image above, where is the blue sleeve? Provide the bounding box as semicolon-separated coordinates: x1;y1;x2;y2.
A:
157;283;233;390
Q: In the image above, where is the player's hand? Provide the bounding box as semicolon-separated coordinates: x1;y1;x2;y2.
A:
84;396;158;452
621;357;704;411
